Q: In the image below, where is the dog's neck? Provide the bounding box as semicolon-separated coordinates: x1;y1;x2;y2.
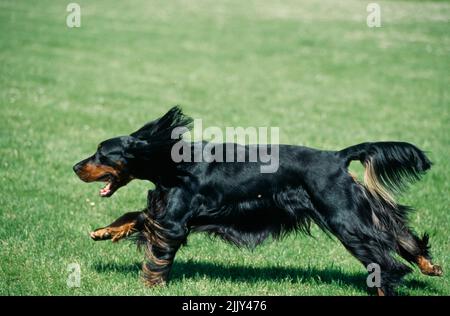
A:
129;146;186;187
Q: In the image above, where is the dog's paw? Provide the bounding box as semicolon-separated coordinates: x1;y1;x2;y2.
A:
90;223;136;242
417;256;443;277
90;227;112;241
426;264;443;277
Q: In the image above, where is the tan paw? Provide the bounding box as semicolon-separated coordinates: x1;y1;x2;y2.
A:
90;227;112;241
418;256;443;277
423;264;443;277
90;223;135;242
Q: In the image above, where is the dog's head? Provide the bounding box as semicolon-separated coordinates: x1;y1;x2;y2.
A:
73;106;192;197
73;135;136;197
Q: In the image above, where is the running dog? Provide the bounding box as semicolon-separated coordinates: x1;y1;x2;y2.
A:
73;106;442;295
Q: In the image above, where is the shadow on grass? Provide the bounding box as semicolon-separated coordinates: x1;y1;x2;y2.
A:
92;259;441;295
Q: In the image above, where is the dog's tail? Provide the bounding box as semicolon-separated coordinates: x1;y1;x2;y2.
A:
339;142;431;205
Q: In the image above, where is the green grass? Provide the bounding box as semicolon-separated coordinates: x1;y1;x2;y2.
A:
0;0;449;296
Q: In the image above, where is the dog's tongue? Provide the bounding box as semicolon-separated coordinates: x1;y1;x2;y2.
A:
100;182;112;197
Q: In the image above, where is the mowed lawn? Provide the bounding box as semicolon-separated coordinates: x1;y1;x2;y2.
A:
0;0;449;296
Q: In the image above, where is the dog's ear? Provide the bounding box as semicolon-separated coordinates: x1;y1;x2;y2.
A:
130;106;192;141
123;138;149;159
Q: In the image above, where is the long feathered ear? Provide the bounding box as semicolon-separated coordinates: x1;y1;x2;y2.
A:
123;139;149;159
130;106;193;141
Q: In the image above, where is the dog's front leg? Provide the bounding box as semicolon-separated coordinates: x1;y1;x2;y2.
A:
142;217;188;286
142;195;190;286
90;211;146;242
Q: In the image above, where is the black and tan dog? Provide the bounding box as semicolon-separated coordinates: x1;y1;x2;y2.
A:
73;107;442;295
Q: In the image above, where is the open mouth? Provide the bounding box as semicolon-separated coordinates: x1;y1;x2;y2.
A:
97;174;119;197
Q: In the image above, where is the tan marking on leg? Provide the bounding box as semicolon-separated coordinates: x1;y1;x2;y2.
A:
417;256;443;276
90;222;136;242
141;217;177;286
142;252;170;287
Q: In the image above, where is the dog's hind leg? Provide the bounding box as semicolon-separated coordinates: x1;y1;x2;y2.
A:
310;178;412;296
90;211;146;242
326;212;412;296
395;227;443;277
373;202;444;277
373;204;443;277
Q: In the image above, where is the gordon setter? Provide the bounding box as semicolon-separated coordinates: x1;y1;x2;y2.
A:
73;106;442;295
